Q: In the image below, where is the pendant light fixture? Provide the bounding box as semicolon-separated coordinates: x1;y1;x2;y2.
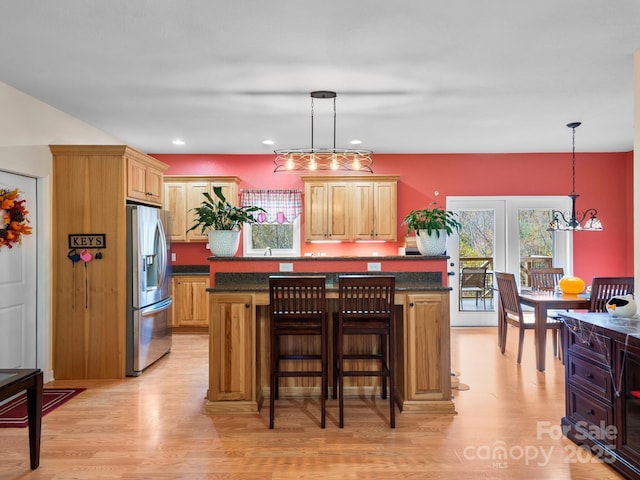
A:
273;91;373;173
548;122;603;231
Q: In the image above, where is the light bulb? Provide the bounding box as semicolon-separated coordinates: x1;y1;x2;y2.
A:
352;154;361;170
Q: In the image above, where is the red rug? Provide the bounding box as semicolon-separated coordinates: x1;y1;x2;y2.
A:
0;388;85;428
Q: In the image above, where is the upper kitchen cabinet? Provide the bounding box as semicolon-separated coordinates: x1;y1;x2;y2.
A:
303;180;350;241
163;176;239;242
302;175;398;242
350;180;397;241
126;153;168;206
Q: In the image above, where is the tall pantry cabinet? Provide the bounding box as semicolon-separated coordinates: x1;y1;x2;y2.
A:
50;145;168;379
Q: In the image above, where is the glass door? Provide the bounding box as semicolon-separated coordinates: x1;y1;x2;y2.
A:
447;198;504;326
447;196;572;326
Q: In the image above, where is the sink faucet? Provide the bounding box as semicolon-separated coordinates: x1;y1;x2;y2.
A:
264;247;272;256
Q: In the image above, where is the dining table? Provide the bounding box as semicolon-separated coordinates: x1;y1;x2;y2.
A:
515;290;591;372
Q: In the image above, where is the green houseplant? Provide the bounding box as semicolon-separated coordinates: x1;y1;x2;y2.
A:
402;202;461;256
187;186;265;256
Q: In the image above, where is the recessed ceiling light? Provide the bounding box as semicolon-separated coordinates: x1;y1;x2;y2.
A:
262;139;275;146
172;139;185;145
350;139;362;145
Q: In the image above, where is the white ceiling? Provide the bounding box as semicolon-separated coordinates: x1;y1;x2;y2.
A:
1;0;639;155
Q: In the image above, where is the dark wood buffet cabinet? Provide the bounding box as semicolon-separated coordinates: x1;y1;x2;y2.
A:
560;312;640;479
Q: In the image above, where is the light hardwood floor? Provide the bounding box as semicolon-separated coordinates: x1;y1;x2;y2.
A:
1;327;625;479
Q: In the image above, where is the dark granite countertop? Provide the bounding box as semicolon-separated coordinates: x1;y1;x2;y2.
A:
172;265;209;275
208;272;449;292
207;255;448;261
560;312;640;339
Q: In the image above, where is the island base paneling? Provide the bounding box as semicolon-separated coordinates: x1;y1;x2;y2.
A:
205;289;455;416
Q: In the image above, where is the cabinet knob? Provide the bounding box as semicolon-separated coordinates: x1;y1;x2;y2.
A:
245;304;250;308
585;373;594;379
585;409;594;416
409;302;414;307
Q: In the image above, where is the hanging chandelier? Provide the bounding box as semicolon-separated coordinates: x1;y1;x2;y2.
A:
273;91;373;173
548;122;603;232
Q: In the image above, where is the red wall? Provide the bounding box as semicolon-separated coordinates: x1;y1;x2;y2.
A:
152;152;634;282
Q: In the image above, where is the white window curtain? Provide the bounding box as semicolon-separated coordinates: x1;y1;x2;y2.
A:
240;189;302;224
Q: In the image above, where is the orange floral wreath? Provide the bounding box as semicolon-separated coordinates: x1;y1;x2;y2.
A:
0;188;32;248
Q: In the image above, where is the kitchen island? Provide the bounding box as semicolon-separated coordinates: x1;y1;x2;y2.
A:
205;256;456;416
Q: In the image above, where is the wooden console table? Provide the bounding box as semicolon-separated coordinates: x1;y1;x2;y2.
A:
0;369;43;469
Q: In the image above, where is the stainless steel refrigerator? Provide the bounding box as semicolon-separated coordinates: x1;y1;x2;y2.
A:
126;205;172;376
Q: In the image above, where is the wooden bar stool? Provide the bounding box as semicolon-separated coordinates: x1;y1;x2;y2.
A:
333;275;396;428
268;275;327;429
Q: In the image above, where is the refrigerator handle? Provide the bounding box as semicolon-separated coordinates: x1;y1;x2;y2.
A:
157;217;168;290
140;297;172;314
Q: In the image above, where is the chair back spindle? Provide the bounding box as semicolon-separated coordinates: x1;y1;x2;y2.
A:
589;277;634;313
530;267;564;291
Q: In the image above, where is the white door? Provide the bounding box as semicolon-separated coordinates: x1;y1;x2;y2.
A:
0;171;37;367
447;196;572;327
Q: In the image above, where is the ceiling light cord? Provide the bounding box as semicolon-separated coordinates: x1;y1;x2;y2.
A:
333;95;337;151
570;122;578;195
311;96;315;150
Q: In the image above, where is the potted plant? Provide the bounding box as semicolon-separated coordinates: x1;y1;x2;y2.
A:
187;186;265;257
402;202;461;256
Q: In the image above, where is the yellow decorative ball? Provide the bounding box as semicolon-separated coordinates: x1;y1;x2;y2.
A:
559;276;586;294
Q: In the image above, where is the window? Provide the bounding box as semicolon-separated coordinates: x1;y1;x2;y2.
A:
241;189;302;257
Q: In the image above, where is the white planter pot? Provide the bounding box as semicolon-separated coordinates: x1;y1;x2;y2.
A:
208;230;241;257
416;229;447;256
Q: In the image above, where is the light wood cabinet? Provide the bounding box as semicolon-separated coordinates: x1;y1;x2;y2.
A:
171;275;210;330
302;175;398;242
163;176;239;242
206;293;257;413
50;145;169;379
402;293;452;411
126;154;166;206
303;181;349;241
350;181;397;240
164;183;187;241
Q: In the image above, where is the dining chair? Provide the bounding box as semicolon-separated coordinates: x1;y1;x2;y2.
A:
589;277;635;313
460;267;488;310
268;275;327;429
333;275;396;428
495;272;561;364
530;267;564;291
